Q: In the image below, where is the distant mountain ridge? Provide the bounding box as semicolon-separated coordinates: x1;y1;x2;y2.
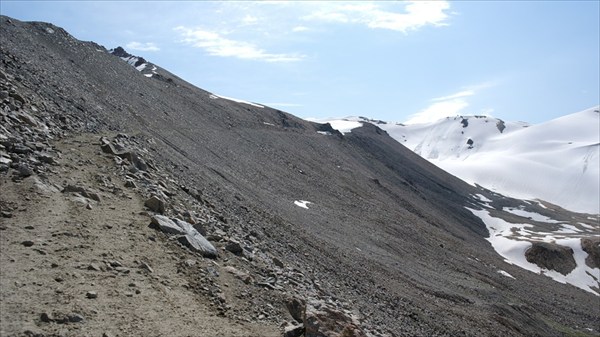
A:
316;109;600;214
109;46;160;79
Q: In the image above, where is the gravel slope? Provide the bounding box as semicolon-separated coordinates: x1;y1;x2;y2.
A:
1;16;598;337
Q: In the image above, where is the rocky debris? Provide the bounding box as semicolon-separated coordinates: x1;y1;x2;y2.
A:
100;136;148;171
39;312;85;324
281;298;366;337
525;241;577;275
62;184;101;202
581;237;600;269
151;215;217;258
304;300;366;337
223;265;254;284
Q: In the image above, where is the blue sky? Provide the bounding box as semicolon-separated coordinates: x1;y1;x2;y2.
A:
1;1;598;124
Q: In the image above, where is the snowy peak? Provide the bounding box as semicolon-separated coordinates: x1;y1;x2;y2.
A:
383;115;531;160
311;107;599;214
109;46;158;78
395;107;599;214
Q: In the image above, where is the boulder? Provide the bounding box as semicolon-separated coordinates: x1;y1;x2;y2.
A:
145;195;166;214
151;215;185;235
283;323;304;337
525;241;576;275
286;297;305;323
151;215;217;258
304;300;366;337
178;233;218;258
62;184;100;202
581;237;600;269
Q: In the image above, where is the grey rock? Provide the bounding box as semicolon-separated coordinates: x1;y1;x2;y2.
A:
86;290;98;299
124;179;136;188
12;144;32;154
145;195;166;214
21;240;34;247
151;215;185;235
151;215;217;257
177;233;218;258
223;265;254;284
67;313;85;323
37;153;57;165
284;323;305;337
88;263;102;271
525;241;576;275
286;298;305;323
225;240;243;256
273;256;285;268
16;163;33;177
40;312;54;323
62;184;101;202
581;237;600;269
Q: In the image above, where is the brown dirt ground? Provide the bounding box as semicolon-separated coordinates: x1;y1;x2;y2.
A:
0;133;281;337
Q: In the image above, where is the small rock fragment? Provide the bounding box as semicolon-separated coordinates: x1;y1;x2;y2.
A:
68;313;85;322
225;240;243;256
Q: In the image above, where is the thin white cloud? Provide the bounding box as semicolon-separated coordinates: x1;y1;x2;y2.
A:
432;90;474;102
242;15;259;25
406;98;470;124
292;26;310;32
126;41;160;52
303;1;451;33
175;26;304;62
405;83;494;124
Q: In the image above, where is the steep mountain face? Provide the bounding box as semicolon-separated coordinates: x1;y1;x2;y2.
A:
1;16;599;337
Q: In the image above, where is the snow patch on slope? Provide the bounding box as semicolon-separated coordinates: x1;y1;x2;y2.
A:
294;200;312;209
306;117;363;134
209;94;264;108
109;47;158;78
467;207;600;295
372;107;599;214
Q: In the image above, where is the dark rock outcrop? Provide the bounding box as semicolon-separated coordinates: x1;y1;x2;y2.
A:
581;237;600;269
525;242;577;275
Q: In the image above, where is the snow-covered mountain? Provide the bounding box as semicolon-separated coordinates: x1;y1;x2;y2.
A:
312;107;600;214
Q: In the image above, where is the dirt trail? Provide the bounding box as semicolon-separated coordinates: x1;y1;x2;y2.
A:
0;133;280;337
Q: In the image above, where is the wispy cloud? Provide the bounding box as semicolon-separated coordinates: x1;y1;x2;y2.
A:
292;26;310;33
406;83;493;124
126;41;159;52
432;90;474;102
175;26;304;62
303;1;451;33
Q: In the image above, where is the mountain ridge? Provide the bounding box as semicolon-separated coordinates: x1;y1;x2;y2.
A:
1;16;599;337
315;108;600;214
